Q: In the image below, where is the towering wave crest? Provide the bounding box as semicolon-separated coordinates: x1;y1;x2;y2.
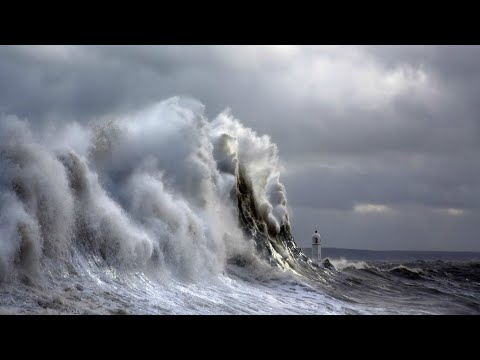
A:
3;97;478;315
0;97;309;286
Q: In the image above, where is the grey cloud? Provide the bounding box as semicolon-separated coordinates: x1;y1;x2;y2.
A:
282;153;480;211
1;45;479;250
289;206;480;252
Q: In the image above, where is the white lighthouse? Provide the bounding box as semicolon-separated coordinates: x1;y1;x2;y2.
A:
311;230;321;261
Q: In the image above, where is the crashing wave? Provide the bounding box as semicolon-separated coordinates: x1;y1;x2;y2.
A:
0;97;316;286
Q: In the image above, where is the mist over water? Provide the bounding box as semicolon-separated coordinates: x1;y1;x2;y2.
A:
0;97;479;314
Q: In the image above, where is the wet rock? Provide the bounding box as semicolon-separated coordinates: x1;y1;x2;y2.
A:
322;258;336;270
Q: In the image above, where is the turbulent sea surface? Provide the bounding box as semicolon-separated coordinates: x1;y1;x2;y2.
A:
1;97;479;314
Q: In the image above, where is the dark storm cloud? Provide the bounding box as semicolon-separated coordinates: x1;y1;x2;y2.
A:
283;154;480;211
0;46;295;128
289;206;480;251
0;45;479;250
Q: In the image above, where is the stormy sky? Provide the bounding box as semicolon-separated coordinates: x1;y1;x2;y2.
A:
1;45;479;251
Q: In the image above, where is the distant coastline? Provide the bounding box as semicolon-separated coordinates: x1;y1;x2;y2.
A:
300;247;480;262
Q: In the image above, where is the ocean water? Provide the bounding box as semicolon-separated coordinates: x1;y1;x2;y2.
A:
1;97;478;315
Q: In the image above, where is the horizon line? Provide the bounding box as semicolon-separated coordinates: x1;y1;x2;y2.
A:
299;246;480;254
